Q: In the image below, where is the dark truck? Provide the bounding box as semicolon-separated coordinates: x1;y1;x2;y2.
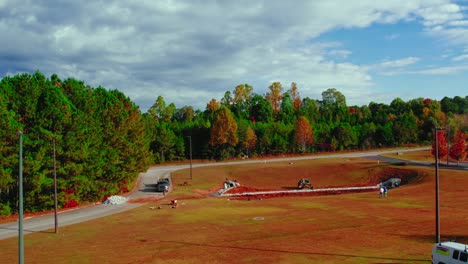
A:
156;178;170;193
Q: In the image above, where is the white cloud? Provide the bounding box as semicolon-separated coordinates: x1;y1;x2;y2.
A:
377;57;420;68
416;3;463;26
328;49;352;59
449;20;468;26
426;26;468;45
1;0;467;110
452;54;468;61
414;65;468;75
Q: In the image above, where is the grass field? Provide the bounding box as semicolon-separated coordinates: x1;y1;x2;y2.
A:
382;150;435;162
1;155;467;263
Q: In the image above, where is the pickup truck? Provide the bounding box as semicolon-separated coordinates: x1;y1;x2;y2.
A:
156;178;170;193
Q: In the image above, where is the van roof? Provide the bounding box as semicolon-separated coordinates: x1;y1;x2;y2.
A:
437;241;468;251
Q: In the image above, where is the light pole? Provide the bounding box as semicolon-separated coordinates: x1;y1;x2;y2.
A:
187;136;192;180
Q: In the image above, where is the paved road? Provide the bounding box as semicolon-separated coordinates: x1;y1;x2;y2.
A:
0;164;171;240
0;147;439;240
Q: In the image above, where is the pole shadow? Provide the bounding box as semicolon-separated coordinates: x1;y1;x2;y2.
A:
158;239;429;262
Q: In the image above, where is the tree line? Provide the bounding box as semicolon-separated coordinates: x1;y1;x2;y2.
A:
0;72;151;216
0;72;467;216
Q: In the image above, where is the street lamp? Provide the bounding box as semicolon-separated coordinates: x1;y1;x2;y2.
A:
187;136;192;180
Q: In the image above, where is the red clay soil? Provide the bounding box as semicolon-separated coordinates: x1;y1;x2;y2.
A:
2;161;467;264
224;167;423;200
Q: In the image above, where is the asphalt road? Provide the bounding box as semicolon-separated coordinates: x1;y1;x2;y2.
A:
0;147;438;240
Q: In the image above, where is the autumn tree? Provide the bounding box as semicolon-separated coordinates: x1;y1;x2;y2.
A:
449;130;467;165
206;98;220;112
209;107;238;159
205;98;220;122
294;116;314;152
233;84;253;104
431;129;448;163
266;81;283;113
239;125;257;156
290;82;302;110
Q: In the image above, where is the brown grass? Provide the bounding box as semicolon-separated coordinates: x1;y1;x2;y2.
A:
382;150;434;162
1;155;467;263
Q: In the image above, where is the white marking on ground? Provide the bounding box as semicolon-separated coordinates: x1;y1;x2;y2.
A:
221;185;380;197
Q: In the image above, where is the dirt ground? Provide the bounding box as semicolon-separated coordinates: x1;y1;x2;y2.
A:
1;156;467;263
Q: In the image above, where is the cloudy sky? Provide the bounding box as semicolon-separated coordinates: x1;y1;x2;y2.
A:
1;0;468;112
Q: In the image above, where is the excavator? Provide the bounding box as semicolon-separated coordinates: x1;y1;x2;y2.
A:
297;178;313;189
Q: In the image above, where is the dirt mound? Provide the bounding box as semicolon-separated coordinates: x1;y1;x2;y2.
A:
366;167;425;185
228;188;376;200
222;167;426;200
224;186;273;194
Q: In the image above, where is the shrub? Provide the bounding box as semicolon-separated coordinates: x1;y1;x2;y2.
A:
0;203;11;217
62;199;79;209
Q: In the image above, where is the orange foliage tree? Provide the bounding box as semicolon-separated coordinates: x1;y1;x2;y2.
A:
449;130;467;165
431;129;448;162
294;116;314;152
242;126;257;156
209;107;238;158
266;81;283;113
206;98;220;112
290;82;302;110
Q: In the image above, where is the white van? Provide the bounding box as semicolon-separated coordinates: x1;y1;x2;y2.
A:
432;241;468;264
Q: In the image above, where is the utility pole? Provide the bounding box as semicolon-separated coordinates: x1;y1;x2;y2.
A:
53;139;58;234
434;127;442;244
446;125;450;166
188;136;192;180
18;131;24;264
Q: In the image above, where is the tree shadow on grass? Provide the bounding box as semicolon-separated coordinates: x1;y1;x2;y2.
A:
158;239;429;262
